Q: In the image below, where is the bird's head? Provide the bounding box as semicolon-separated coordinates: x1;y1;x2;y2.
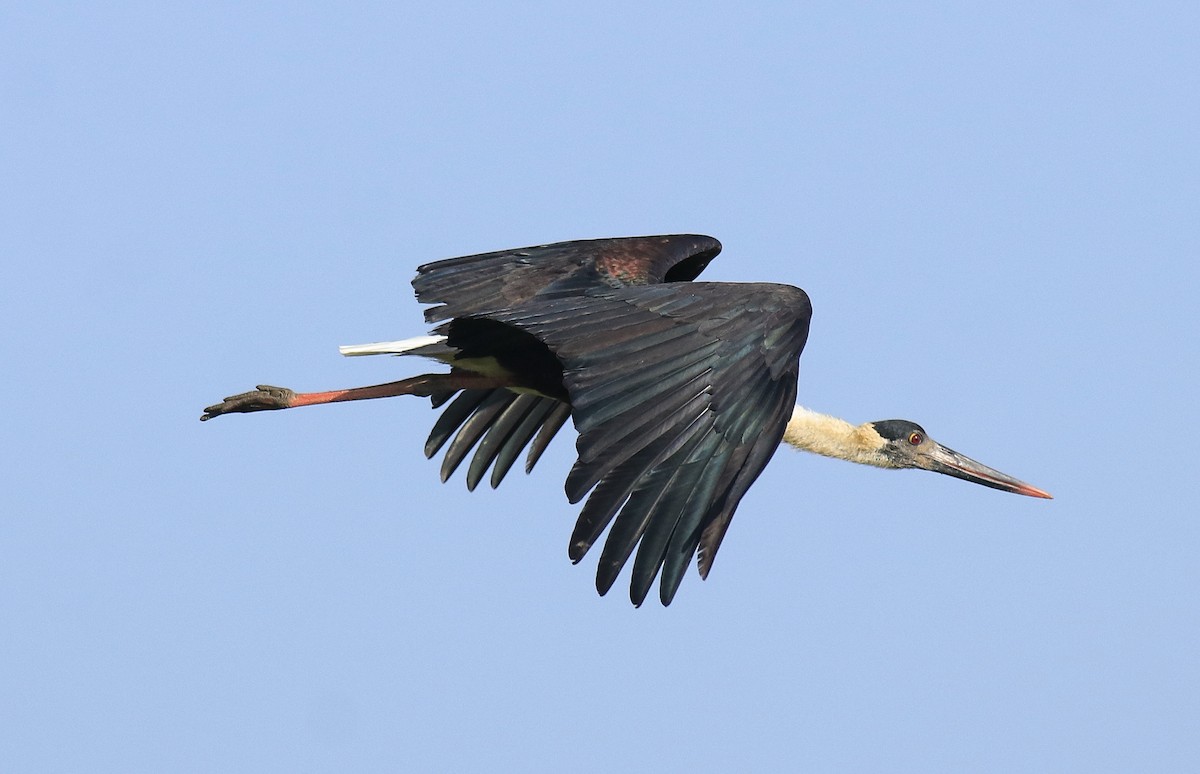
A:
866;419;1052;498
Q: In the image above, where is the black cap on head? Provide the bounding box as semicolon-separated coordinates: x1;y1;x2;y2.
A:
869;419;927;441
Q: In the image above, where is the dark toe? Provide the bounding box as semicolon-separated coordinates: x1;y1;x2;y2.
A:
200;386;295;421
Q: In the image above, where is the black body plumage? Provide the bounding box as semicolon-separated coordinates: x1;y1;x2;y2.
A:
413;235;812;606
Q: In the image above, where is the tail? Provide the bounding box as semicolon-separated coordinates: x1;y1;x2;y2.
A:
338;334;453;359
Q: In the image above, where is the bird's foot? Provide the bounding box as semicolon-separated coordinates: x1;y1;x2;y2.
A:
200;385;296;421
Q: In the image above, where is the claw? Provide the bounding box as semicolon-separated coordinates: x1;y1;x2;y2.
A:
200;385;296;421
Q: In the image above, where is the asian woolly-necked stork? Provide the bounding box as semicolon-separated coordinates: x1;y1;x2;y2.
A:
202;235;1051;606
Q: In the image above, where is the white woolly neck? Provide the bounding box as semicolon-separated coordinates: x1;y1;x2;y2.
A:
781;406;893;468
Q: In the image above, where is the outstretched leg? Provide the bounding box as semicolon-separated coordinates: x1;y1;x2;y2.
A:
200;372;511;421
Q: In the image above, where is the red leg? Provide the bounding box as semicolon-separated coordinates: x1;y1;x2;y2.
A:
200;372;509;421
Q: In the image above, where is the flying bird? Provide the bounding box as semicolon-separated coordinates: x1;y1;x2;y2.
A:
202;235;1051;606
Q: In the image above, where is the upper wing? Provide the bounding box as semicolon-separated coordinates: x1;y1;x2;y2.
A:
488;281;812;606
412;235;722;323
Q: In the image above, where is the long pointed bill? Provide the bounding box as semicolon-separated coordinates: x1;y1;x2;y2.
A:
922;443;1053;499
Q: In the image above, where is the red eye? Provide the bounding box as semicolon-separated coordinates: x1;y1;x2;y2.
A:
908;432;923;445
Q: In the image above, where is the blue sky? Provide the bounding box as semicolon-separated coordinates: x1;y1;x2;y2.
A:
3;3;1197;771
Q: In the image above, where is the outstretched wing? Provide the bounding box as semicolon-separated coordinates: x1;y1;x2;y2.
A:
413;234;722;323
413;235;723;491
488;281;812;606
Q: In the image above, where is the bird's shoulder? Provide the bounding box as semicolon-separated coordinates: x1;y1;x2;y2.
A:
483;280;812;383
